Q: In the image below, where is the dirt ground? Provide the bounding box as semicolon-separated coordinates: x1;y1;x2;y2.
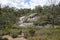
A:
2;35;27;40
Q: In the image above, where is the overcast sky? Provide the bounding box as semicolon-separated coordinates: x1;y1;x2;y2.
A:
0;0;60;9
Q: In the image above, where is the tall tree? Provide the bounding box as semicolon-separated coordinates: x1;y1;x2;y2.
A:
47;0;56;28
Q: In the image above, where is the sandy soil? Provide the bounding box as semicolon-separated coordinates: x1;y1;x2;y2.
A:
2;35;27;40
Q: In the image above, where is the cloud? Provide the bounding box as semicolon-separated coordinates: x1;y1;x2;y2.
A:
0;0;25;8
29;0;47;9
0;0;60;9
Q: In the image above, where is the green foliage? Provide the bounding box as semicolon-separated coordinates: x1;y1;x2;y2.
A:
22;28;60;40
11;34;18;38
29;29;35;36
0;36;3;40
34;15;48;26
34;5;43;14
19;30;22;35
0;3;60;28
3;38;8;40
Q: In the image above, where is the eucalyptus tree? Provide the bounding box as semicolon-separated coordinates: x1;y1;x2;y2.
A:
47;0;57;28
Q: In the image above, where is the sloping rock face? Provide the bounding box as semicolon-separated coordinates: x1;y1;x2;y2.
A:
17;13;60;28
18;13;39;27
27;16;39;23
19;23;34;27
19;16;25;24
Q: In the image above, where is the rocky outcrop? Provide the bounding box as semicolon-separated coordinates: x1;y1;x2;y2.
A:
19;16;25;24
18;13;39;27
18;13;59;28
19;23;34;27
27;16;39;23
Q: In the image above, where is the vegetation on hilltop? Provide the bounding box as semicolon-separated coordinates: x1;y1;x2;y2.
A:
0;3;60;28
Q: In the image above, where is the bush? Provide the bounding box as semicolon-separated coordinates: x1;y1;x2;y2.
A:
29;29;35;36
0;32;6;36
3;38;8;40
12;34;18;38
0;36;3;40
19;30;22;35
24;33;28;39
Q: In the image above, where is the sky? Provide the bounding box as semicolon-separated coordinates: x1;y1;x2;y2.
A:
0;0;60;9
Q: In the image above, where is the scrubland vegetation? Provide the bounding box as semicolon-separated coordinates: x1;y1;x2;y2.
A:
0;27;60;40
0;1;60;40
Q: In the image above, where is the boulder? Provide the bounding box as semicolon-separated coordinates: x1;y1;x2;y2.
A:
19;23;34;27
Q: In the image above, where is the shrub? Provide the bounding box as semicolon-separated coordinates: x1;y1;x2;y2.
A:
3;38;8;40
29;29;35;36
19;30;22;35
0;32;6;36
24;33;28;39
0;36;3;40
12;34;18;38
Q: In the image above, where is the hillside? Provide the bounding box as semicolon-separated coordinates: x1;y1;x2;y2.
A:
0;2;60;40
